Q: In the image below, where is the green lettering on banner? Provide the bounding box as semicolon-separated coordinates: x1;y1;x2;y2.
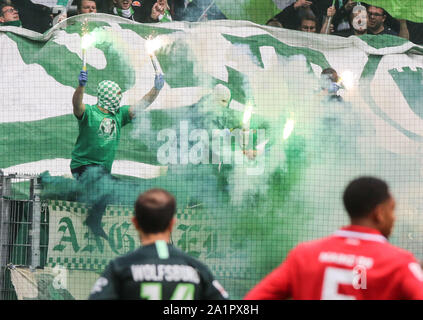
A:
46;201;221;301
81;229;105;254
108;221;136;255
53;217;80;253
47;201;147;276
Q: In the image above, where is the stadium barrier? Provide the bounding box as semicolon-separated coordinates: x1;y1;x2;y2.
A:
0;172;47;300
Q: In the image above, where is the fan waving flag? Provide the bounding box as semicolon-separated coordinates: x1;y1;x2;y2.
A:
365;0;423;23
215;0;280;25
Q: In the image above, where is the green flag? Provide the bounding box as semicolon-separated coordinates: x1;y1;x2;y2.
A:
365;0;423;22
215;0;280;25
56;0;71;6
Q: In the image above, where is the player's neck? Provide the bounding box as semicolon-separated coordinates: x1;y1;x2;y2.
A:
141;233;171;246
349;219;379;232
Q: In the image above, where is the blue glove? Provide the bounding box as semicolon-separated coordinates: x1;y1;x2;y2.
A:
328;82;341;95
154;73;164;90
79;70;88;87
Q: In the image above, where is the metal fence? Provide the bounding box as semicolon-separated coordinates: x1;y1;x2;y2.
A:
0;172;47;300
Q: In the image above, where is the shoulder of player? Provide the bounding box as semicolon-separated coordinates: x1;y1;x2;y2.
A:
278;238;331;263
294;236;334;251
108;247;145;269
382;241;417;262
169;246;211;271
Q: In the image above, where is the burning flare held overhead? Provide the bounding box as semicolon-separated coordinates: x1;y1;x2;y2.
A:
81;19;95;71
145;36;165;75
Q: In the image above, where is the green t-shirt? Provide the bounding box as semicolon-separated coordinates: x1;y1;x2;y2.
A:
70;104;132;173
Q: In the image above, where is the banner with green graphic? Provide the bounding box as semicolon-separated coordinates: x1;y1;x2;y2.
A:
47;201;140;272
2;15;423;299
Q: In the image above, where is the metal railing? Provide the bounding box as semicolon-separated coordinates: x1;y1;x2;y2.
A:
0;171;46;300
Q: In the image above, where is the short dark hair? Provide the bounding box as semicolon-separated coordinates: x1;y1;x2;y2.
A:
321;67;338;82
299;10;320;31
368;5;387;16
343;177;391;219
134;189;176;234
300;13;318;24
77;0;97;11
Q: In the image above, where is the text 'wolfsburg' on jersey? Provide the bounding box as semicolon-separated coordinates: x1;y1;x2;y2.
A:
89;240;229;300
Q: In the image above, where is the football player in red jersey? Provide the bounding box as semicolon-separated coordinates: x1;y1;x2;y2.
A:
245;176;423;300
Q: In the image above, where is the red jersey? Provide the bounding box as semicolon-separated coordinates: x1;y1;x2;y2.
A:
244;225;423;300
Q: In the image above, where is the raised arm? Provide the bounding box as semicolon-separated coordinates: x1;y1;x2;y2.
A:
320;5;336;34
72;70;87;119
129;74;164;119
398;19;410;40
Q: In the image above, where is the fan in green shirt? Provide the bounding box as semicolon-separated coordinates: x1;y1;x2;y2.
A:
70;70;164;238
89;188;229;300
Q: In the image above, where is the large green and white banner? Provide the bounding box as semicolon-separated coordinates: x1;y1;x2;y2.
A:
2;14;423;299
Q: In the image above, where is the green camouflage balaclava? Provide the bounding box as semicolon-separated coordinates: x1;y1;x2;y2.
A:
97;80;122;114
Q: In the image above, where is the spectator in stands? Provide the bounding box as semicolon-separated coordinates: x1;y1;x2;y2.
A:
77;0;98;14
367;5;397;36
299;14;319;33
335;3;368;37
109;0;154;22
0;2;21;27
367;5;410;40
266;18;283;28
150;0;173;22
267;0;344;32
89;188;229;300
109;0;173;23
332;3;408;40
245;176;423;300
330;0;357;32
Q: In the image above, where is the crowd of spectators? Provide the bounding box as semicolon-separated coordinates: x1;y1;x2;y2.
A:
267;0;423;45
0;0;227;32
0;0;422;45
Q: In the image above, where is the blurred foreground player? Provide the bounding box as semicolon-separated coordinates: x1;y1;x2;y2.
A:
89;189;229;300
245;176;423;300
